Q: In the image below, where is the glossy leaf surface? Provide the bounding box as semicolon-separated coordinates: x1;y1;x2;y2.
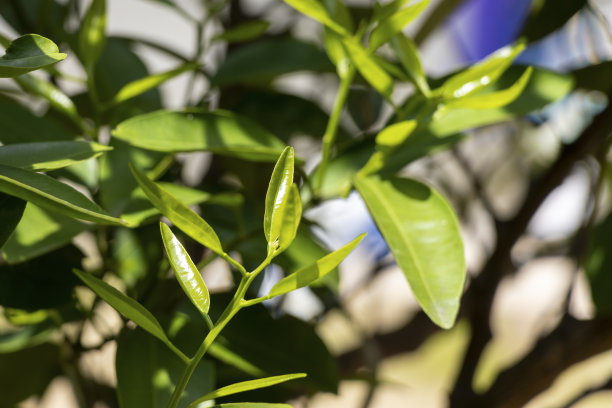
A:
369;0;429;51
160;223;211;316
111;62;199;105
0;141;111;171
79;0;106;68
130;165;224;255
264;147;295;253
269;233;365;298
0;164;123;225
355;175;465;329
0;34;66;77
188;373;306;407
113;110;285;161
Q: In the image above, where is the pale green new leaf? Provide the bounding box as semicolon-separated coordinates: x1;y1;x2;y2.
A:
130;164;224;255
160;222;211;316
437;41;525;99
112;110;285;162
369;0;429;51
73;269;186;361
0;34;66;77
283;0;348;35
188;373;306;408
342;38;394;99
0;164;123;226
391;34;430;96
79;0;106;68
376;120;417;151
268;233;365;298
354;175;465;329
0;141;112;171
264;147;295;253
442;67;533;110
213;20;270;43
110;62;199;105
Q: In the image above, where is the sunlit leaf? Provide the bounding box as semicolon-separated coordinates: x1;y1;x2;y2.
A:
264;147;295;255
113;110;285;161
268;233;365;298
0;34;66;77
342;38;394;99
391;33;430;96
130;165;225;255
79;0;106;68
213;20;270;43
354;175;465;329
369;0;429;51
110;62;199;106
283;0;348;35
160;222;211;317
372;0;416;22
0;141;112;171
210;404;293;408
188;373;306;407
376;120;418;151
0;164;123;226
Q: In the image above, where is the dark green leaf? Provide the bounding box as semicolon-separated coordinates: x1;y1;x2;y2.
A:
586;212;612;315
160;222;211;317
211;404;292;408
521;0;586;42
79;0;106;68
214;20;270;43
354;175;465;329
113;110;285;161
0;193;25;248
0;164;124;225
0;141;112;171
0;34;66;77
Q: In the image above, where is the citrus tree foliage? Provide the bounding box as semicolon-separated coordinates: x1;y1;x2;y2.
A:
0;1;609;407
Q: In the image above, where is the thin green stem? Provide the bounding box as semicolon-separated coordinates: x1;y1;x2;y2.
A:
315;67;355;196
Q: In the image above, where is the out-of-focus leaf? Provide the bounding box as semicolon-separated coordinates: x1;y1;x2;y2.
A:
342;38;394;100
354;175;465;329
1;204;90;264
113;110;285;161
0;323;55;353
0;94;75;144
442;67;533;110
110;62;198;106
210;404;292;408
521;0;586;42
376;120;418;151
268;233;364;298
160;223;211;317
208;342;266;378
0;193;25;248
369;0;429;51
0;343;61;407
372;0;415;22
0;141;111;171
130;165;225;256
0;34;66;77
112;225;163;290
214;20;270;43
79;0;106;68
283;0;348;35
324;0;354;32
264;147;296;255
391;33;430;96
347;85;384;130
116;327;214;408
323;29;350;78
212;38;333;87
188;373;306;407
0;164;123;225
0;245;81;309
437;42;525;99
573;61;612;94
586;212;612;315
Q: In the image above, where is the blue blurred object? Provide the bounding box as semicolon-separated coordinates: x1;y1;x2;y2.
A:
448;0;533;63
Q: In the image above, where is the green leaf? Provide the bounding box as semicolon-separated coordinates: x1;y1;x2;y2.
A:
0;141;112;171
79;0;106;68
264;147;295;254
73;269;186;360
283;0;348;35
211;404;293;408
372;0;416;22
0;34;66;77
188;373;306;407
116;327;213;408
437;41;526;100
110;62;199;106
391;33;430;96
521;0;586;42
268;233;364;298
585;212;612;315
342;38;394;100
130;165;225;255
442;67;533;110
0;164;123;226
1;204;90;264
369;0;429;51
113;110;285;161
0;192;25;248
160;222;211;317
376;120;417;151
354;175;465;329
213;20;270;43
